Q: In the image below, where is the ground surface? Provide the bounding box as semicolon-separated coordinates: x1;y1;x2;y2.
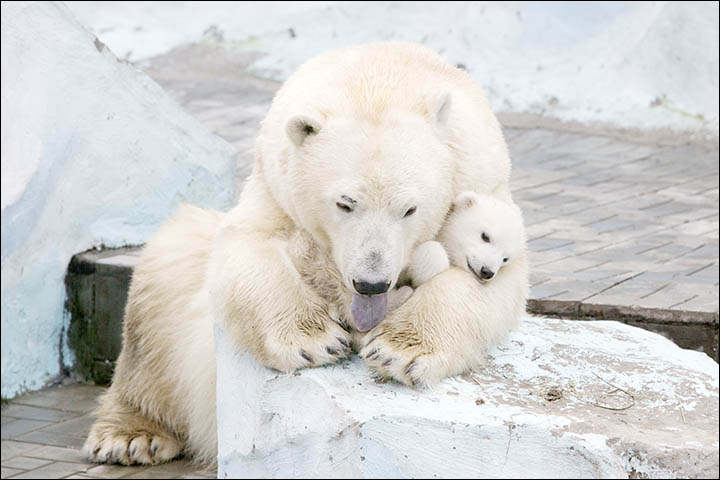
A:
1;384;214;479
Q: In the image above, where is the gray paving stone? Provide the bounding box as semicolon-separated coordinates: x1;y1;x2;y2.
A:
7;461;90;479
529;282;571;300
1;467;23;479
83;464;150;478
37;415;93;439
10;385;104;414
0;441;41;461
539;281;610;302
1;457;52;471
0;420;53;440
23;446;89;464
142;461;215;477
15;431;87;449
1;405;79;423
680;294;720;313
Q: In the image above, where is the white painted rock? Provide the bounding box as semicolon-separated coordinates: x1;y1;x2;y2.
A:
0;2;237;397
216;317;719;479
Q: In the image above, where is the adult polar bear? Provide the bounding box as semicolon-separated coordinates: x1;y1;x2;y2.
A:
84;42;528;466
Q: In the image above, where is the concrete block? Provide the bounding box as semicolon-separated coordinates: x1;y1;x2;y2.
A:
65;248;140;384
215;317;719;478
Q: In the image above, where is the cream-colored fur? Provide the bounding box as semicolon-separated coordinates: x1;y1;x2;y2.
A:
84;42;527;465
84;204;221;465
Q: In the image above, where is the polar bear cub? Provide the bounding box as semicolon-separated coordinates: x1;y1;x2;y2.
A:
407;191;526;287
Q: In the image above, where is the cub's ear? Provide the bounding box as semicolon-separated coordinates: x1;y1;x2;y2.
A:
433;92;452;126
452;191;479;211
286;115;322;146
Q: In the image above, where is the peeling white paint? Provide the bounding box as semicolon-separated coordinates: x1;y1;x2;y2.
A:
216;317;719;478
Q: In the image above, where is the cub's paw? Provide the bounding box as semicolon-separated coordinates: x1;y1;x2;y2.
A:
359;325;444;388
408;241;450;286
83;429;181;465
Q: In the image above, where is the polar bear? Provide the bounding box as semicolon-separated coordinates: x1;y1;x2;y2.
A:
408;191;527;287
84;42;528;466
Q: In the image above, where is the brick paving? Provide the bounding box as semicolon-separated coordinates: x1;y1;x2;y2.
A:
509;131;718;315
1;384;214;479
143;42;719;323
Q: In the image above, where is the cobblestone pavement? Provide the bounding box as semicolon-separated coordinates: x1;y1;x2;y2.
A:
143;43;719;319
1;384;214;479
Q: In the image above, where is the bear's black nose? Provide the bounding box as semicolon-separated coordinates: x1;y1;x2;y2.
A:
480;267;495;279
353;280;390;296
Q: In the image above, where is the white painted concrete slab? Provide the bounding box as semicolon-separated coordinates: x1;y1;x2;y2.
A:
216;316;719;478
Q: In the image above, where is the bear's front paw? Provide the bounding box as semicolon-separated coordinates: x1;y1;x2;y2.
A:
270;318;353;372
359;325;445;388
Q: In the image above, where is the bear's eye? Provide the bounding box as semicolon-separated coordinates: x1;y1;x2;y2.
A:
503;257;509;263
481;232;490;243
336;202;353;213
404;206;417;218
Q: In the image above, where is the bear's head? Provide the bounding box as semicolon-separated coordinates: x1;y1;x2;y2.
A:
278;94;456;330
439;191;526;283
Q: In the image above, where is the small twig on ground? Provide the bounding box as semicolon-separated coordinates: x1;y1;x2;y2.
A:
680;405;687;424
587;373;635;411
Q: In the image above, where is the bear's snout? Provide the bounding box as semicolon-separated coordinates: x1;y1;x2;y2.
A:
353;279;391;296
467;259;495;281
480;266;495;280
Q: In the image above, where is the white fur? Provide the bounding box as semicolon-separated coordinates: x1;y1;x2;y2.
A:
84;42;528;466
407;241;451;286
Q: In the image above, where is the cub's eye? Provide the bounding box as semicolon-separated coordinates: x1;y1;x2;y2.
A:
336;202;353;213
503;257;509;263
404;206;417;217
481;232;490;243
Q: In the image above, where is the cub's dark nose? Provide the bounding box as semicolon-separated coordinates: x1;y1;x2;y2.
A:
480;267;495;280
353;280;390;296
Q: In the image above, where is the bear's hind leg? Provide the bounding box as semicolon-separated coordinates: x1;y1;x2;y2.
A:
83;389;183;465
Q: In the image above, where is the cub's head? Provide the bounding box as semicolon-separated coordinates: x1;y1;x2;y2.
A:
281;95;455;329
439;191;525;282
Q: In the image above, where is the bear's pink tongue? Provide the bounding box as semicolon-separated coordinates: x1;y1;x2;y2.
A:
351;293;388;332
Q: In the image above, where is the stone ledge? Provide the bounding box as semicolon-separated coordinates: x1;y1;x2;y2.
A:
215;317;719;478
64;248;141;384
527;299;719;360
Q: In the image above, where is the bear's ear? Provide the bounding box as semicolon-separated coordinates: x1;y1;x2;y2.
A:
286;115;322;146
452;191;479;211
433;92;452;127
